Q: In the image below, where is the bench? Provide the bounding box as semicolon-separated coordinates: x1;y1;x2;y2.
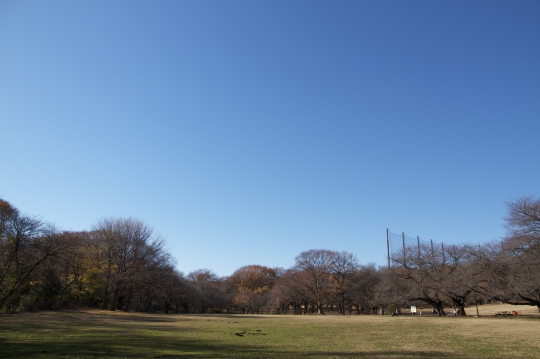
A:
495;310;522;317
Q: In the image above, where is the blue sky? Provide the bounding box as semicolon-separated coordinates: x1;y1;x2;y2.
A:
1;1;539;276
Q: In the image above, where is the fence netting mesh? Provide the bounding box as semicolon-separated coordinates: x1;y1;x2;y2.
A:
387;230;447;266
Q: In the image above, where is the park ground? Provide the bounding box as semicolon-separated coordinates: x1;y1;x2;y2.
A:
1;304;539;359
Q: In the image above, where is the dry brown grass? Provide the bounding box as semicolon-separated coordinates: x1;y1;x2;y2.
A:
464;303;539;316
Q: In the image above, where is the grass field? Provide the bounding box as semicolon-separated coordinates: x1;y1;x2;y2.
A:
1;305;539;358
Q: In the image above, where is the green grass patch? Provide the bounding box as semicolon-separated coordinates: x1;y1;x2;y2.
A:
1;309;539;358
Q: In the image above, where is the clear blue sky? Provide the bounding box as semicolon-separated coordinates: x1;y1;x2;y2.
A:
1;1;539;276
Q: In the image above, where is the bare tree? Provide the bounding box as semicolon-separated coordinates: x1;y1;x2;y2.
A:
329;251;359;314
42;231;93;308
346;264;381;314
269;268;309;314
158;270;192;313
186;269;229;313
437;244;489;316
390;242;452;316
90;217;166;311
0;199;71;310
486;196;540;311
133;257;176;312
292;249;336;314
373;266;412;315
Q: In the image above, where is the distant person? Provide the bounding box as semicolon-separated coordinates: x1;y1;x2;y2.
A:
453;308;457;316
432;308;436;316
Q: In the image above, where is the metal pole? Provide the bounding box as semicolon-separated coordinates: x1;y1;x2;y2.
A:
441;242;445;264
402;232;406;264
417;236;421;262
386;228;390;268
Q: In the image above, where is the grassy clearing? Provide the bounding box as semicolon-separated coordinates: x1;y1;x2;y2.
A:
401;303;539;317
1;306;539;358
464;303;539;316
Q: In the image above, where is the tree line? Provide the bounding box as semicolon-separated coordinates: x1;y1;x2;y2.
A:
1;196;539;315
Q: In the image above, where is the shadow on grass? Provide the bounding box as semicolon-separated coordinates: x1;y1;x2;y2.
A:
0;312;458;358
1;338;455;359
0;330;456;359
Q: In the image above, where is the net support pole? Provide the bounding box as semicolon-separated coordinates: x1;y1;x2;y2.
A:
417;236;421;262
402;232;406;264
386;228;390;268
441;242;445;264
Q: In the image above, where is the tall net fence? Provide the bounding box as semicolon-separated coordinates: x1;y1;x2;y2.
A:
387;229;450;267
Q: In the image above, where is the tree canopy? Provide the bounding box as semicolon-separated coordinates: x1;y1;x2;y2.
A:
1;196;539;314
